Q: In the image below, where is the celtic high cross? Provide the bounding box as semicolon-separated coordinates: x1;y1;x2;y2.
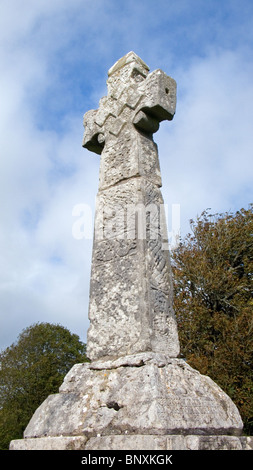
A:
9;52;244;452
83;52;180;360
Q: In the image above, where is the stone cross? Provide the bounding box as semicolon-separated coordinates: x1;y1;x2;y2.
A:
9;52;245;451
83;52;180;360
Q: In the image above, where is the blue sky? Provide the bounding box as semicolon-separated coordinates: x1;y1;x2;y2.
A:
1;0;253;350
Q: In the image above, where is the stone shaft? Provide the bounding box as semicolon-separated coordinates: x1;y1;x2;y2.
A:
82;52;179;361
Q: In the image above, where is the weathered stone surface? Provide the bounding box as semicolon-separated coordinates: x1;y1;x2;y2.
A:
10;434;253;451
22;355;242;440
85;434;247;451
88;177;179;360
240;436;253;450
98;131;162;190
85;435;167;450
10;436;87;450
89;351;170;369
82;52;179;361
166;435;244;451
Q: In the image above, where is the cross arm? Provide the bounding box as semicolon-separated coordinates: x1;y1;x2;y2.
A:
133;70;177;134
82;109;105;155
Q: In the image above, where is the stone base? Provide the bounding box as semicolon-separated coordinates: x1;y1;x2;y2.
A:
10;436;87;450
10;352;251;450
10;434;253;450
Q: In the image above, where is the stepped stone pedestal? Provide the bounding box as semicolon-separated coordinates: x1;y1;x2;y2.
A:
10;52;252;451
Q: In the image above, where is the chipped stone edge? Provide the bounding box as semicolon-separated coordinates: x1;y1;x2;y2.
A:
10;434;253;450
88;351;183;370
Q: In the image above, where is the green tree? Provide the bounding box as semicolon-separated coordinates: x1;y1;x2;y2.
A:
172;205;253;434
0;322;88;449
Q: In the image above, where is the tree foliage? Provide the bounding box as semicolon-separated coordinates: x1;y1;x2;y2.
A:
0;322;88;449
172;205;253;434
